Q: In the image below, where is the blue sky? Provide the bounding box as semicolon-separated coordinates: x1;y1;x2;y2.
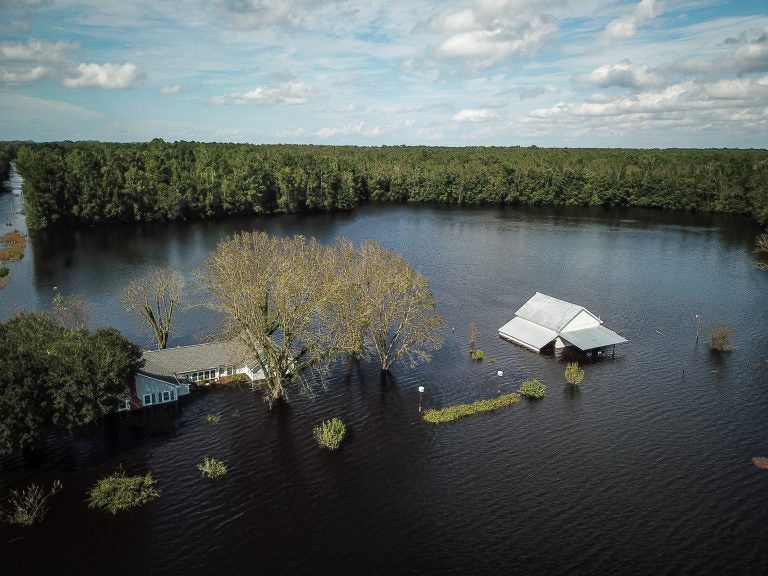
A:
1;0;767;147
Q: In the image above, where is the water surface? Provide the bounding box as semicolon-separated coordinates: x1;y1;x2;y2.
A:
1;173;767;576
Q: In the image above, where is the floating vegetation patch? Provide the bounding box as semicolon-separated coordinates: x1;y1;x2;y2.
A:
422;392;519;424
752;456;768;469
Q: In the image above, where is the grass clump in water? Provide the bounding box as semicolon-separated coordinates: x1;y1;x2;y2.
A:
470;348;485;361
708;322;735;352
520;379;547;399
313;417;347;450
198;457;228;479
204;413;221;425
422;392;519;424
87;469;159;515
1;480;62;526
564;362;585;385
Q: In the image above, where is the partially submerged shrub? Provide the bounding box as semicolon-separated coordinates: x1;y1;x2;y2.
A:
314;417;347;450
87;469;159;515
564;362;585;385
204;413;221;425
520;379;547;399
198;457;228;479
1;480;62;526
0;266;8;278
470;348;485;361
709;322;735;352
423;392;519;424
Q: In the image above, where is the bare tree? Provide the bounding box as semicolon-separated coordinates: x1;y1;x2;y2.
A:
121;267;185;349
52;292;89;329
353;240;444;371
201;232;344;405
201;234;445;405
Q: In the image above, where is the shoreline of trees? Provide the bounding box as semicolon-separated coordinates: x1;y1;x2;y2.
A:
6;140;767;230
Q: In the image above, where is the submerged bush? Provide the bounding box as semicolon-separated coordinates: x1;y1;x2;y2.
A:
470;348;485;361
520;379;547;399
204;413;221;425
198;457;228;479
0;266;9;278
313;417;347;450
564;362;585;385
709;322;735;352
1;480;62;526
423;392;519;424
87;469;159;515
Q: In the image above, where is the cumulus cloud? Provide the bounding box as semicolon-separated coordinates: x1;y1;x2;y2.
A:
576;60;665;89
430;1;561;70
451;108;499;122
728;32;768;73
210;82;312;106
62;63;145;89
600;0;659;43
525;77;768;131
0;39;76;84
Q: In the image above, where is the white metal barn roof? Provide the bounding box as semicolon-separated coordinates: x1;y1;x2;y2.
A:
498;292;627;353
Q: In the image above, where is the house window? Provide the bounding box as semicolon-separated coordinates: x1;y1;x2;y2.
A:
143;394;152;405
171;390;176;401
227;366;233;376
151;393;156;404
162;391;170;402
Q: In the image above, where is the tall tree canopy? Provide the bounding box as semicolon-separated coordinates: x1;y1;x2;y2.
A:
11;141;768;230
0;312;144;454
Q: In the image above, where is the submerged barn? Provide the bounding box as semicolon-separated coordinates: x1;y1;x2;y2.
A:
498;292;627;354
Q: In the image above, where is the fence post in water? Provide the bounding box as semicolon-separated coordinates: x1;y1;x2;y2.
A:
695;314;702;344
418;386;424;412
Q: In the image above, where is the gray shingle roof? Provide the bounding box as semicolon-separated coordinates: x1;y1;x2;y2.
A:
142;340;256;377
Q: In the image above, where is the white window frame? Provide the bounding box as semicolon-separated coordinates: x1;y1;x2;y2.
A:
162;390;170;402
143;393;152;405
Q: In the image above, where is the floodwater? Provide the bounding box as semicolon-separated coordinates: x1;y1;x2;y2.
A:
1;168;768;575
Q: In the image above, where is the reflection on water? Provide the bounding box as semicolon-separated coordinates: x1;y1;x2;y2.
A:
1;194;768;576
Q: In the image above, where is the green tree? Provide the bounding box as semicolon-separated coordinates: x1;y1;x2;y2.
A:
0;312;143;454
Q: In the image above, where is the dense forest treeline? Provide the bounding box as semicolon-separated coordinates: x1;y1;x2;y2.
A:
8;140;768;230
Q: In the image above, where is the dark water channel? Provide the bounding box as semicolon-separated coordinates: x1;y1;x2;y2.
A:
1;170;768;575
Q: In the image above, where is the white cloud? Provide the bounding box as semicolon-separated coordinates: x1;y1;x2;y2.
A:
577;60;665;89
214;0;328;29
62;62;145;89
436;16;557;67
210;82;313;106
451;108;499;122
600;0;660;43
0;39;76;84
160;84;182;95
0;93;100;120
276;122;381;139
